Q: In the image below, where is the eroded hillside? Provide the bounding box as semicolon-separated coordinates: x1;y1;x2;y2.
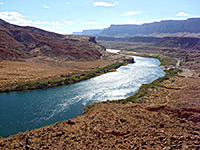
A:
0;19;105;61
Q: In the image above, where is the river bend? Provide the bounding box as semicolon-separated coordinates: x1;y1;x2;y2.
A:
0;51;165;137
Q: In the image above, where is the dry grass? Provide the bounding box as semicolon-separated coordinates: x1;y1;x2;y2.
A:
0;59;114;88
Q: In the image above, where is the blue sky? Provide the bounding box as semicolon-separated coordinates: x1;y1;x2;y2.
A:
0;0;199;34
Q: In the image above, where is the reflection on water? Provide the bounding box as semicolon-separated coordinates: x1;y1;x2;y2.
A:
0;54;165;137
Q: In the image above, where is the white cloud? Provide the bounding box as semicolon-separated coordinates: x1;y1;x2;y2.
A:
121;11;141;16
64;20;75;25
0;11;50;26
66;2;70;5
92;1;119;7
122;19;143;25
50;21;63;26
34;21;49;25
0;11;63;30
42;5;50;9
176;12;189;17
0;2;3;5
0;11;33;26
0;11;69;33
83;21;99;25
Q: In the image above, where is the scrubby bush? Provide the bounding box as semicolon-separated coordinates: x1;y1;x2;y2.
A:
60;74;65;77
154;55;167;65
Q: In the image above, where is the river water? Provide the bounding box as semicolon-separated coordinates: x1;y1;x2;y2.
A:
0;50;165;137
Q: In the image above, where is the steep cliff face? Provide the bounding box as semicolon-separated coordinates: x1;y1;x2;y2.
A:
155;37;200;50
0;19;105;61
97;36;129;42
127;37;162;43
100;18;200;37
97;36;162;43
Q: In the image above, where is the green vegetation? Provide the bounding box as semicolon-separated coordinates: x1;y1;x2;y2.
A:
107;68;182;104
0;62;127;93
153;55;167;65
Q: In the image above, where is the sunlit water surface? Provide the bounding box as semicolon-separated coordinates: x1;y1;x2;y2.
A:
0;51;165;137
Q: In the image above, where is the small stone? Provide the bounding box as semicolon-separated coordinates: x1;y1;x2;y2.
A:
56;131;63;137
19;142;23;146
159;123;164;128
25;145;30;149
13;142;20;148
163;146;171;150
160;137;165;141
30;132;34;136
150;143;155;146
66;120;75;125
0;141;6;147
141;142;147;146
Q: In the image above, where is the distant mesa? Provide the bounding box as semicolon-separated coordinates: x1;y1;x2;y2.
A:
100;18;200;37
74;18;200;38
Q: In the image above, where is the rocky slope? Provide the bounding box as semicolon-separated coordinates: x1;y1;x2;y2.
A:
97;36;162;43
0;19;105;61
127;36;163;43
155;37;200;50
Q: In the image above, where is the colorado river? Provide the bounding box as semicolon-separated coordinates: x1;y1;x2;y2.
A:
0;50;165;137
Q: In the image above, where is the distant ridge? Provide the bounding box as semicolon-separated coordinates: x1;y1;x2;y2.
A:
75;18;200;37
97;36;162;43
155;37;200;50
100;18;200;37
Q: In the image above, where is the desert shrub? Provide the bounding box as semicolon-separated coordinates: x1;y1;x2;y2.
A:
80;73;85;76
60;74;65;77
154;55;167;65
